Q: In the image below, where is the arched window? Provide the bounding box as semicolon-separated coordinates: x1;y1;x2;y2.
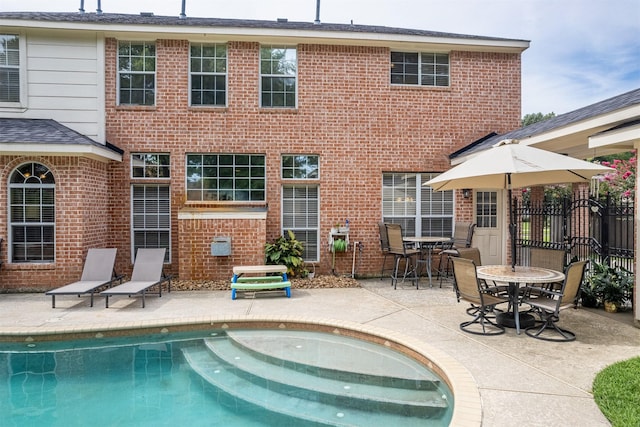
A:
9;163;55;262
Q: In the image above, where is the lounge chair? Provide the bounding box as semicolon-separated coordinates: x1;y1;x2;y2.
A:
45;248;122;308
101;248;172;308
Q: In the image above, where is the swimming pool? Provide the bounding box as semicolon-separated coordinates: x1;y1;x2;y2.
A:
1;326;455;426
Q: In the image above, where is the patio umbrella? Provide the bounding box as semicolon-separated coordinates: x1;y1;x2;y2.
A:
424;139;613;270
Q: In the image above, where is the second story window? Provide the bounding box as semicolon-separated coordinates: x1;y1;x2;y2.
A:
190;43;227;106
186;154;266;202
391;52;449;87
0;34;20;103
118;41;156;106
260;46;297;108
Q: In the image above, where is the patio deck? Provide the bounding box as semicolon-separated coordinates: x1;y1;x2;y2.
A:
1;277;637;426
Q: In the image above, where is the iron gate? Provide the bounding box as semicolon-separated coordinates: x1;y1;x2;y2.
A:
515;190;634;273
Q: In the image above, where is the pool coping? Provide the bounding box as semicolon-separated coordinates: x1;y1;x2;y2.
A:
0;314;481;426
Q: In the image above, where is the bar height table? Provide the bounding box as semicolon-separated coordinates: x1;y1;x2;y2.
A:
403;236;453;287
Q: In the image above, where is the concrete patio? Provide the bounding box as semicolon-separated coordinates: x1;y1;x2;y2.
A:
1;277;638;426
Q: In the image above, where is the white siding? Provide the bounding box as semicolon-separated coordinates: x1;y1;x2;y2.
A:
3;29;105;143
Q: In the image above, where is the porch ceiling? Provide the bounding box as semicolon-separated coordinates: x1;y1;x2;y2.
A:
522;105;640;159
452;88;640;165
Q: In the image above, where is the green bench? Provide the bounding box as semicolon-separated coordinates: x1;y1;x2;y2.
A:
231;265;290;300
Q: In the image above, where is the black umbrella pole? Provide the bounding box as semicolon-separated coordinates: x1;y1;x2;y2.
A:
509;188;516;272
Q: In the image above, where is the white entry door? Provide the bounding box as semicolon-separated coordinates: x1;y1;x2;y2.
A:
473;190;503;265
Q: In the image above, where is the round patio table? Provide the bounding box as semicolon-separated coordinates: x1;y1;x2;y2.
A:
476;265;565;334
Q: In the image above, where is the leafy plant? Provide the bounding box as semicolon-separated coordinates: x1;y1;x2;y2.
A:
587;259;633;306
264;230;305;277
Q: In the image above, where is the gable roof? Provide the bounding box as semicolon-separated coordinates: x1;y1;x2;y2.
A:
0;118;122;161
0;12;529;52
453;88;640;163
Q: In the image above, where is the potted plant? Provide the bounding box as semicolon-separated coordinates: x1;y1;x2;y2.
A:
580;277;600;308
264;230;305;277
588;259;633;313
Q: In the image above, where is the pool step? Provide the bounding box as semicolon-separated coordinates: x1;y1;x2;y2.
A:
181;332;449;426
225;329;442;389
204;336;447;415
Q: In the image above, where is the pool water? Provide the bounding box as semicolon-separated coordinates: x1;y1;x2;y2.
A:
0;329;453;426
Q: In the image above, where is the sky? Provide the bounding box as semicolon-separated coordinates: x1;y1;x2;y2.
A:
2;0;639;116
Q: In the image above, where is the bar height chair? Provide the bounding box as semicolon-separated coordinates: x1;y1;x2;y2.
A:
438;222;476;285
377;222;393;279
385;223;420;289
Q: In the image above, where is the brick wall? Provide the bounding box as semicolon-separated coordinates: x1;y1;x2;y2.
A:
103;38;521;280
178;215;266;279
0;156;111;290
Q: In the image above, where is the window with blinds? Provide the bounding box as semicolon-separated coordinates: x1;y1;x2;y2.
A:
382;172;453;237
9;163;55;262
390;51;449;87
0;34;20;103
282;185;319;262
132;185;171;263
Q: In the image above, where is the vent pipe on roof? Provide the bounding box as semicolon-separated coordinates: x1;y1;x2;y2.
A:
96;0;102;15
79;0;85;13
180;0;187;19
314;0;321;24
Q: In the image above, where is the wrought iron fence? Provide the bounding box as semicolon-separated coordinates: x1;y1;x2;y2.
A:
515;190;634;274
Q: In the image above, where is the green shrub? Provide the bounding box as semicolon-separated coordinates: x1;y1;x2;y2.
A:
264;230;305;277
587;259;633;306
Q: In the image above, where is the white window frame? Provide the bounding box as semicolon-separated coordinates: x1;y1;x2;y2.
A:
282;185;320;263
117;40;156;106
131;185;171;263
382;172;454;236
186;154;266;202
8;162;55;263
390;51;450;87
281;154;319;180
475;191;498;228
0;32;27;107
189;42;227;107
280;154;322;263
131;153;171;179
260;45;297;108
